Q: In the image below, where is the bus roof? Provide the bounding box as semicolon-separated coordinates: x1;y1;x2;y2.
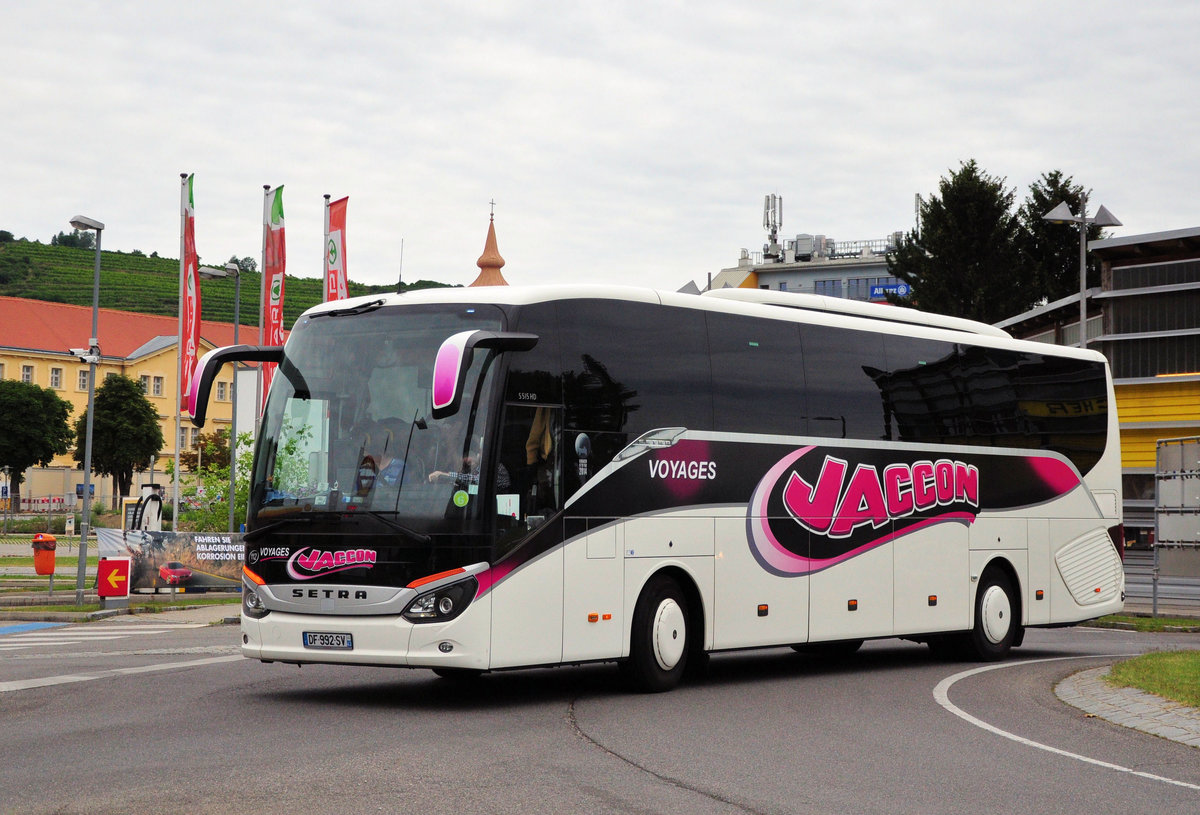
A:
699;288;1011;339
301;284;1011;341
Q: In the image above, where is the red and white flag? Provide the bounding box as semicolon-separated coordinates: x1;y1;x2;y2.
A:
324;195;348;302
261;185;286;414
180;174;201;407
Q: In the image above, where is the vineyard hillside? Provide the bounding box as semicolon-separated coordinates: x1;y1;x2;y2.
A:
0;238;450;326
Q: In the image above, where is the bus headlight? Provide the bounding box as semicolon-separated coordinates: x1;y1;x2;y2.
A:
403;576;477;624
243;586;269;619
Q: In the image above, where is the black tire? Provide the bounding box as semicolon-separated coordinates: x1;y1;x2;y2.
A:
622;575;690;693
791;639;863;657
963;571;1017;661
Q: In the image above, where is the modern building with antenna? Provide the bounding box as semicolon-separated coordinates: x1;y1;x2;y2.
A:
707;194;908;299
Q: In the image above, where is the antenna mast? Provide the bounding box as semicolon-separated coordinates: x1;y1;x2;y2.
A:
763;194;783;261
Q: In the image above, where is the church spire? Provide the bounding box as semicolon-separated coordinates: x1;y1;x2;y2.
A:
469;202;508;287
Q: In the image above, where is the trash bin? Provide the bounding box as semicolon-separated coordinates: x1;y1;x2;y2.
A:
32;533;57;576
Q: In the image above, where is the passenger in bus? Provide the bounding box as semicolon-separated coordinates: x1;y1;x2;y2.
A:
428;440;511;491
354;418;421;498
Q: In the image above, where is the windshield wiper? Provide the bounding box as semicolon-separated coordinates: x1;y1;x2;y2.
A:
313;298;386;318
363;511;432;545
244;511;344;542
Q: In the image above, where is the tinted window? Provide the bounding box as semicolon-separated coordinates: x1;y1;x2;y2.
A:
507;302;562;405
708;311;806;435
799;324;888;439
877;335;961;442
559;300;712;436
871;335;1108;474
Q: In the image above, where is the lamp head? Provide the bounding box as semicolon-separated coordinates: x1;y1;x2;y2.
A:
1091;205;1122;228
1041;201;1078;224
69;215;105;232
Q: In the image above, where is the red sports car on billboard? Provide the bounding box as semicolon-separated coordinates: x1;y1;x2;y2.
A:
158;561;193;585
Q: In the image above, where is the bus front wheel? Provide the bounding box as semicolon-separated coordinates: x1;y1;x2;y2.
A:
964;571;1017;661
622;575;689;693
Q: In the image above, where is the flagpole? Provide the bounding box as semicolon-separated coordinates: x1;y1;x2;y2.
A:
323;194;331;303
173;173;187;530
257;184;269;421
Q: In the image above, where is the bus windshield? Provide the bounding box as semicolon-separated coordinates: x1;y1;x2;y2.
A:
247;303;506;578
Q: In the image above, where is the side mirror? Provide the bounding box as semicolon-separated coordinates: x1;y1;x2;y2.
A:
188;344;284;426
431;331;538;419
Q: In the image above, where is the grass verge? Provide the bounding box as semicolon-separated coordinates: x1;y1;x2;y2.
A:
1;556;99;569
9;596;241;613
1090;614;1200;632
1105;651;1200;708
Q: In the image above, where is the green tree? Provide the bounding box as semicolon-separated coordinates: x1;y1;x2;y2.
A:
1016;170;1109;304
229;255;257;273
180;428;229;473
50;229;95;250
73;374;164;501
174;431;254;532
888;160;1032;324
0;380;74;506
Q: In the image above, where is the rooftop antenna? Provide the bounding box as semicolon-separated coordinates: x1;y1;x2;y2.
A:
763;194;783;261
396;238;404;293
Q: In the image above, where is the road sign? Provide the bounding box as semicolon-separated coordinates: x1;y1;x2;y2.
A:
97;558;131;598
869;283;910;299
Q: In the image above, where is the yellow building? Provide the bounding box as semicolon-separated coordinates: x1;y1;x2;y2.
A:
0;296;243;510
998;227;1200;542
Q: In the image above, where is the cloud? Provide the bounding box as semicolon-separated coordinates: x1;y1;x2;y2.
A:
3;1;1198;297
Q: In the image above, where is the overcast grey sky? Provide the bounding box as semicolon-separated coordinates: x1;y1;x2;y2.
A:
3;1;1197;294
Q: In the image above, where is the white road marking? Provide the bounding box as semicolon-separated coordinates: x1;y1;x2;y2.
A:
0;624;206;651
0;654;243;693
933;655;1200;792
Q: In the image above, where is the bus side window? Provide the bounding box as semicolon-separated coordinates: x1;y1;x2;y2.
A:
707;311;806;436
497;404;562;528
800;324;888;440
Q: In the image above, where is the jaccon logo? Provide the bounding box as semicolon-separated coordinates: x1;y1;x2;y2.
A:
746;445;1005;578
286;547;378;581
747;444;1084;577
784;456;979;538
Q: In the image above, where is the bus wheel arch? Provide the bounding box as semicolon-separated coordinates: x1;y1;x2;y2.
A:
622;567;706;692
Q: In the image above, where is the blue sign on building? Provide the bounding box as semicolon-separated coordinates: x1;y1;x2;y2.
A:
870;283;910;299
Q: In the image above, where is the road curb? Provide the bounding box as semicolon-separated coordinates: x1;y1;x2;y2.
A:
1056;666;1200;749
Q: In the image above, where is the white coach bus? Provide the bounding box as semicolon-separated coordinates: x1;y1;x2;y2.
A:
188;284;1125;691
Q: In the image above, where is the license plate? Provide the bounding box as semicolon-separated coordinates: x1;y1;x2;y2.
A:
303;631;353;650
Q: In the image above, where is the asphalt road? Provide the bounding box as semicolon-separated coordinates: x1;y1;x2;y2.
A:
1;620;1197;815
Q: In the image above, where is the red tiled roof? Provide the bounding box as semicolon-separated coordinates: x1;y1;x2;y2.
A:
0;295;257;358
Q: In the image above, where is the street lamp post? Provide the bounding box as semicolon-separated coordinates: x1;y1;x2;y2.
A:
224;261;241;533
188;264;237;531
68;215;104;605
1042;194;1122;348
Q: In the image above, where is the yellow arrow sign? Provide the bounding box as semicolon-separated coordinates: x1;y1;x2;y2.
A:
97;558;131;597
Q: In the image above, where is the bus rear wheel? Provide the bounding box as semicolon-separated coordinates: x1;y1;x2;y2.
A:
622;575;689;693
963;571;1017;661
